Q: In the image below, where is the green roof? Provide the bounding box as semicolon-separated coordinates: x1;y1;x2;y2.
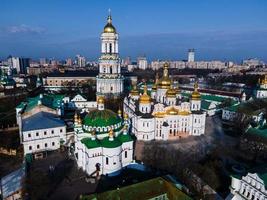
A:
224;103;240;112
81;138;101;149
83;109;122;128
16;94;65;112
80;177;192;200
81;133;133;150
100;137;122;148
246;125;267;139
117;133;133;143
201;100;212;110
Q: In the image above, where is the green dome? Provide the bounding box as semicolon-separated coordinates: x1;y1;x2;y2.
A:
83;109;122;128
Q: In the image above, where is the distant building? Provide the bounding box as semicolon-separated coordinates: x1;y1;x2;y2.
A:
39;58;48;66
137;56;148;70
76;55;86;67
188;49;195;62
243;58;263;67
19;58;30;74
66;58;72;66
7;56;20;73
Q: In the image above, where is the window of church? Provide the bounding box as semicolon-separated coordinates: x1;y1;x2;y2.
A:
45;143;47;147
37;144;40;149
125;151;127;158
52;142;55;146
106;157;109;165
29;146;32;150
28;133;31;138
36;132;39;136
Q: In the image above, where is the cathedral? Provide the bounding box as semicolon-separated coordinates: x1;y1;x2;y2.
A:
96;12;124;98
123;63;206;141
74;97;134;176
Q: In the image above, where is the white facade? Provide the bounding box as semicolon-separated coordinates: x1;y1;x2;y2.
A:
188;49;195;62
76;54;86;67
124;63;206;141
96;13;123;97
74;97;134;176
22;126;66;155
137;56;148;70
64;94;97;112
227;172;267;200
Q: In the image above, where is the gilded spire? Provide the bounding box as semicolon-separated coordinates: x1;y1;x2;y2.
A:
191;80;201;100
74;111;78;123
108;128;114;141
139;83;151;104
163;62;169;77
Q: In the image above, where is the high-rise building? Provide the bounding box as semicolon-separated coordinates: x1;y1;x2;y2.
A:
137;56;148;70
188;49;195;62
7;56;20;73
96;12;124;98
76;55;86;67
39;58;47;66
66;58;72;66
19;58;30;74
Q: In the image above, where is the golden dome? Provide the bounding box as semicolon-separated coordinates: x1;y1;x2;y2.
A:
118;108;122;115
158;62;171;89
166;106;179;115
166;88;177;98
130;84;139;96
124;113;128;120
152;73;159;91
260;75;267;85
103;15;116;33
191;81;201;100
139;84;151;104
166;80;177;98
178;110;191;116
108;128;114;137
78;115;82;125
97;96;105;104
74;112;78;123
153;111;166;118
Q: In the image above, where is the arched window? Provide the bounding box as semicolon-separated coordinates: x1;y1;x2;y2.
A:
109;43;112;54
106;157;109;165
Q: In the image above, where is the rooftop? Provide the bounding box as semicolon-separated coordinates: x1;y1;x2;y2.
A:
22;111;65;132
80;176;191;200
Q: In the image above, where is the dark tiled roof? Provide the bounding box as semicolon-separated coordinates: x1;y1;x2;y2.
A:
22;112;65;132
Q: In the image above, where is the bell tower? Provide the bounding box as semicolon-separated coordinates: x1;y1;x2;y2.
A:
96;10;124;98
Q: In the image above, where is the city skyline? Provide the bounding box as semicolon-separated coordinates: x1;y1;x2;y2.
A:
0;0;267;62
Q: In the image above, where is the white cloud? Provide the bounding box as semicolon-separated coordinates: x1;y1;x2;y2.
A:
6;24;45;34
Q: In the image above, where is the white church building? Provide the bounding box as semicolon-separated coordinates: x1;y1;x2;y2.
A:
74;97;134;176
124;63;206;141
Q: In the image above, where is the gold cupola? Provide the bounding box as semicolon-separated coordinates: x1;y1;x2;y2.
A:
166;106;179;115
139;84;151;104
158;62;171;89
103;11;116;33
191;81;201;100
166;80;177;98
130;84;139;96
152;73;159;91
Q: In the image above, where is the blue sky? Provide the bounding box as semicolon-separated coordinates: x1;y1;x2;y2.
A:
0;0;267;62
